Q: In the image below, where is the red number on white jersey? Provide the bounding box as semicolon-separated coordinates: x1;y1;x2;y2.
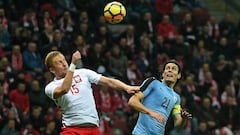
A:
70;84;80;95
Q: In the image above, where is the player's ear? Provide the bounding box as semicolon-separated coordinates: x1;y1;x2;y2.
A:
177;73;181;79
49;67;55;74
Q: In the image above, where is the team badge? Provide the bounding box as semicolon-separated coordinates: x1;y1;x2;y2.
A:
173;96;177;103
73;75;82;83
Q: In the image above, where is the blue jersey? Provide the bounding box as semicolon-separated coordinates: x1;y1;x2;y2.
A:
132;77;181;135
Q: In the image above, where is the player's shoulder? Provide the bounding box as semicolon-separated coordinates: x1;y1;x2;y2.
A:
75;68;95;73
45;80;57;89
75;68;88;72
173;90;181;97
143;77;159;84
140;77;160;91
75;68;101;78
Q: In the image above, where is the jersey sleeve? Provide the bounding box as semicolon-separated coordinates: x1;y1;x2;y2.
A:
84;69;102;84
140;77;156;97
45;83;58;100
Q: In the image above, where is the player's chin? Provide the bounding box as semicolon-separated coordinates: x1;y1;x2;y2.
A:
59;73;67;78
164;78;175;83
60;70;67;77
63;68;68;73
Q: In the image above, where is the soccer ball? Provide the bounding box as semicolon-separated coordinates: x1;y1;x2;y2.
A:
104;1;126;24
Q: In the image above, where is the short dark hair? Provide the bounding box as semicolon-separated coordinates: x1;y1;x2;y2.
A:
163;59;181;73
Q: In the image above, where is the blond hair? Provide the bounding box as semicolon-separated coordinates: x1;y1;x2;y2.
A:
45;51;62;69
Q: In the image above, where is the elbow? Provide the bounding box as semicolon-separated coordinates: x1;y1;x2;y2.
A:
53;84;71;99
60;85;71;94
128;97;135;107
53;88;68;99
60;80;72;92
62;87;70;94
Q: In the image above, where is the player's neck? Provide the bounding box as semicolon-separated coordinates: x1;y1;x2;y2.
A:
55;74;65;80
163;80;175;89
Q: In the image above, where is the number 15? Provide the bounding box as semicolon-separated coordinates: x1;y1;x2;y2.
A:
70;84;80;95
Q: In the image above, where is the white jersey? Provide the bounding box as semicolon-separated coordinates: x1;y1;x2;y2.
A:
45;68;102;127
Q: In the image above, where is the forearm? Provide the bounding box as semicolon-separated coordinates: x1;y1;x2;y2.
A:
175;109;192;130
105;78;129;91
60;70;74;93
99;76;139;94
131;103;152;114
62;63;77;91
128;96;151;114
174;116;187;130
54;64;75;98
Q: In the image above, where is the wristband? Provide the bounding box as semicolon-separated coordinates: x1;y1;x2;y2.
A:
69;63;76;72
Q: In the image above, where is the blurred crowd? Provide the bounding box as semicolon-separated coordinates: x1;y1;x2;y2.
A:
0;0;239;135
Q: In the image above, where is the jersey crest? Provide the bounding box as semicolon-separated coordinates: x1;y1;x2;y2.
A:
73;75;82;83
173;96;177;103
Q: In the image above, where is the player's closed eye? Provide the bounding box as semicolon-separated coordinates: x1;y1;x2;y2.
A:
56;60;65;66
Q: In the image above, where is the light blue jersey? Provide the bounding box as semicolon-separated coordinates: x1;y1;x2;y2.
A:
132;77;181;135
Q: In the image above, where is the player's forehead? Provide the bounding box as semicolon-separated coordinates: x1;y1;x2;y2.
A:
52;54;65;62
164;63;179;70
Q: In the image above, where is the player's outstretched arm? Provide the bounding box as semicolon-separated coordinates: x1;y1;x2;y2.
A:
98;76;139;94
